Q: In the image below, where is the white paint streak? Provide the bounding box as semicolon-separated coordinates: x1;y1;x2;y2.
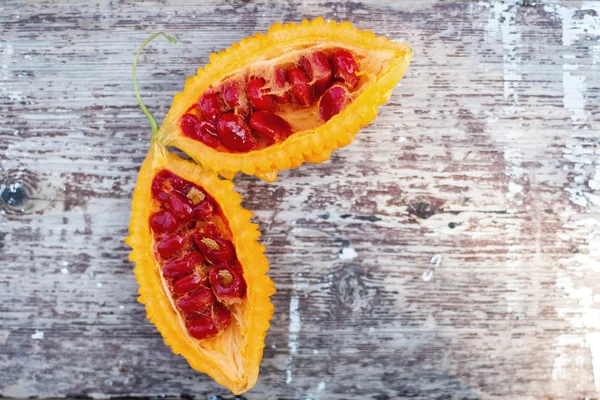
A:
0;330;9;345
587;332;600;391
489;0;529;317
0;42;14;82
317;381;326;392
589;171;600;191
562;71;587;124
548;14;598;373
286;275;308;385
286;295;299;384
494;1;522;109
586;193;600;207
483;2;502;43
31;330;44;340
339;247;357;260
552;334;585;382
508;181;523;194
60;268;68;274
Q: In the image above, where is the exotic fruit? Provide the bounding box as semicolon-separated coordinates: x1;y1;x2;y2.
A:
126;34;275;394
126;143;275;394
154;18;412;182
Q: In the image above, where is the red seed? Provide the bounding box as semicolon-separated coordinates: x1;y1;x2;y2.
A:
222;80;251;117
216;113;258;153
193;234;237;265
151;172;170;202
209;265;247;304
157;234;185;259
222;81;241;108
180;113;201;139
193;199;214;220
173;274;207;296
167;192;194;222
272;67;291;104
197;222;221;238
211;304;232;331
177;288;215;316
247;77;277;111
319;83;351;122
331;49;360;89
149;210;179;234
185;313;219;340
299;51;332;96
287;67;313;107
249;111;293;141
188;121;220;149
152;170;190;202
163;252;204;280
199;87;227;122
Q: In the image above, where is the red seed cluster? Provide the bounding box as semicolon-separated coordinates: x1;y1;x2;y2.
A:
150;170;247;340
179;48;360;152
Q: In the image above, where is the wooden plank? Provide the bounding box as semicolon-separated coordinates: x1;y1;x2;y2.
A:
1;0;599;398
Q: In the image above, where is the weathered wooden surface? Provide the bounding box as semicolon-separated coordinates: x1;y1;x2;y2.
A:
1;0;600;398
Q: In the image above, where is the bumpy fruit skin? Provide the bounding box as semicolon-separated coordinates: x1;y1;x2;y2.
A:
125;142;275;394
155;17;412;182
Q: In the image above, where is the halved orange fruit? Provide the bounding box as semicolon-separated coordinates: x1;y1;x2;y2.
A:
154;18;412;181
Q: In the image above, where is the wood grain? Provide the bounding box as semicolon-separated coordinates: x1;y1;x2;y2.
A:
1;0;600;398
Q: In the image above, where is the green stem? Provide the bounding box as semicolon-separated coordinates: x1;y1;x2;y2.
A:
132;32;177;135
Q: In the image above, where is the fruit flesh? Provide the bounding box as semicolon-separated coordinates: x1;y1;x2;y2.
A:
178;44;393;154
149;169;247;341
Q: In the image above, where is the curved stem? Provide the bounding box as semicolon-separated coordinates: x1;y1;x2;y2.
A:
132;32;177;135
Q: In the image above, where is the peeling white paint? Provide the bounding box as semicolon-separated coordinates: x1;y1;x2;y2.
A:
563;71;587;124
508;181;523;194
586;193;600;207
547;6;600;388
587;332;600;391
339;247;357;260
317;381;326;392
552;334;585;382
546;2;600;47
589;171;600;191
31;330;44;340
421;270;434;282
545;6;599;389
423;255;442;282
553;214;600;388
